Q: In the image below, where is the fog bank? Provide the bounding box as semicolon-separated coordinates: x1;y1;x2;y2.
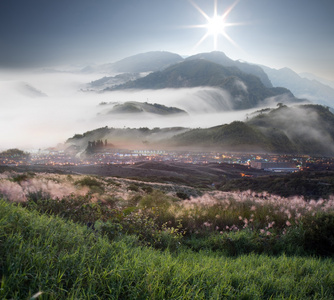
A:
0;70;265;150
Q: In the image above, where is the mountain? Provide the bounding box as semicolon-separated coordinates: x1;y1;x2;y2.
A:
16;82;47;98
66;104;334;156
66;126;189;151
260;66;334;107
168;121;272;152
92;51;184;74
170;104;334;155
87;73;142;91
299;72;334;90
105;101;187;115
110;59;299;110
247;104;334;155
186;51;273;88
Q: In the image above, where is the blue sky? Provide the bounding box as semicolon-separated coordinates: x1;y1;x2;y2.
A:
1;0;333;80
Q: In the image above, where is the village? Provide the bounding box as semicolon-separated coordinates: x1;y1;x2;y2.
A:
1;147;334;173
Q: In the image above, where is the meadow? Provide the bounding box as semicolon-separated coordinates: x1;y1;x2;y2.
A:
0;171;334;299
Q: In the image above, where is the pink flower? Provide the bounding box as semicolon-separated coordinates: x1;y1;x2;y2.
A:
203;222;211;227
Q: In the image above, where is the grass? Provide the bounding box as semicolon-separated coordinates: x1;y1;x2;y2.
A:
1;171;334;298
1;200;334;299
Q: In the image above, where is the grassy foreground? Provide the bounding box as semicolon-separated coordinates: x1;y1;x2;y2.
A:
1;200;334;299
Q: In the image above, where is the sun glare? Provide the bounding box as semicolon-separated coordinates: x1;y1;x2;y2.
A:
206;15;226;36
189;0;241;50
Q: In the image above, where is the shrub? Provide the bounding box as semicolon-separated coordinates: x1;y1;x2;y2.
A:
11;173;34;183
302;212;334;256
75;176;104;193
141;185;153;193
176;191;190;200
127;184;139;192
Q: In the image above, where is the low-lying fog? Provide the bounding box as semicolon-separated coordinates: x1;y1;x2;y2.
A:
0;70;268;150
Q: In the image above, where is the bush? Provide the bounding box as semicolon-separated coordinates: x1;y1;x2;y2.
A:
141;185;153;193
11;172;35;183
176;191;190;200
75;176;104;193
127;184;139;192
23;195;114;224
302;213;334;256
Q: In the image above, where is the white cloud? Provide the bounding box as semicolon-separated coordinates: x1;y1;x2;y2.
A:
0;70;262;150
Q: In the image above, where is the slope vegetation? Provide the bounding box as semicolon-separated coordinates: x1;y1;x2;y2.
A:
170;104;334;155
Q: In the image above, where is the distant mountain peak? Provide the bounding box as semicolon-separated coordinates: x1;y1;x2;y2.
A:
261;65;334;107
98;51;184;74
186;51;273;88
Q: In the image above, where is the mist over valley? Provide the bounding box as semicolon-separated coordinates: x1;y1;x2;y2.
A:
2;50;331;152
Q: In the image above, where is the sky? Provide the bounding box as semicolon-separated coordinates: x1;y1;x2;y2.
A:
1;0;334;80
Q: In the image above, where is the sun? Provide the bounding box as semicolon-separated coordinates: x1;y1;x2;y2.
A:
188;0;241;50
206;15;226;36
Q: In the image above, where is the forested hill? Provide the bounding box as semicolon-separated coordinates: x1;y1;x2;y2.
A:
169;104;334;155
66;104;334;156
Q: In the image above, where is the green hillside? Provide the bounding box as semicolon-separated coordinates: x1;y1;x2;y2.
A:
248;104;334;155
108;101;187;115
170;104;334;155
66;104;334;156
170;121;272;152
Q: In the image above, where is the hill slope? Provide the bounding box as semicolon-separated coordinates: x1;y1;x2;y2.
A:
66;104;334;156
261;66;334;107
110;59;298;110
170;104;334;155
97;51;184;73
186;51;273;88
107;101;187;115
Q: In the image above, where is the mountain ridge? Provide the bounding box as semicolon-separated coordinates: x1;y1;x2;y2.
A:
186;51;273;88
82;50;333;110
108;59;299;110
260;65;334;107
66;104;334;156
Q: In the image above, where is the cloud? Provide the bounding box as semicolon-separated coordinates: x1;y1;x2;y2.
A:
0;70;266;150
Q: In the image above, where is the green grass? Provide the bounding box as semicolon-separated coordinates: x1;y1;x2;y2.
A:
1;200;334;299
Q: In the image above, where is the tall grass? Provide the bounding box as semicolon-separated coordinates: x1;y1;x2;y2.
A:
1;200;334;299
1;171;334;256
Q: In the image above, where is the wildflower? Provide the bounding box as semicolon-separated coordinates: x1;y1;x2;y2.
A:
268;221;275;228
286;220;291;227
266;231;271;236
250;205;256;211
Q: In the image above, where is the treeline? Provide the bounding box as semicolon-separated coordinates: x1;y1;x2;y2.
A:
86;139;112;152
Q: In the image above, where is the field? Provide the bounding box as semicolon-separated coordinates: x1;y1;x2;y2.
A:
0;165;334;299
